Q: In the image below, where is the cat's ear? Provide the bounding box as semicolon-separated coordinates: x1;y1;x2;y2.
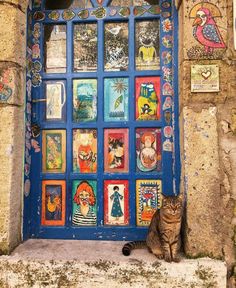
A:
176;194;184;203
177;194;182;200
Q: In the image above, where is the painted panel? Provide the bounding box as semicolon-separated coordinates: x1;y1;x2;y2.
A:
104;22;129;71
135;20;160;71
186;1;227;60
109;0;153;6
104;180;129;225
45;81;66;121
191;64;220;93
73;129;97;173
109;0;132;6
135;77;161;121
44;25;66;73
73;79;97;122
136;128;161;172
72;180;97;226
74;23;97;72
104;128;129;173
42;130;66;173
41;180;66;226
104;78;129;122
136;179;162;226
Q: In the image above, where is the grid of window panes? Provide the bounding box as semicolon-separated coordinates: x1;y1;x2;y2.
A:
34;0;168;240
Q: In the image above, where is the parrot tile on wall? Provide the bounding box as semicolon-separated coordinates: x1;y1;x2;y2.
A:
184;1;227;60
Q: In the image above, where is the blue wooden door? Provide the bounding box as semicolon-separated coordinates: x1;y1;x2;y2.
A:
24;0;179;240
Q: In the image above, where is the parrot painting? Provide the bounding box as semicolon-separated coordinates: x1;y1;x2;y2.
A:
192;8;226;54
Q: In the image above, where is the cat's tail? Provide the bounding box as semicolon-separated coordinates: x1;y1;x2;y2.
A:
122;241;146;256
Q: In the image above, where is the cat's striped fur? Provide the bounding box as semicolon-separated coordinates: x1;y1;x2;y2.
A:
122;196;183;262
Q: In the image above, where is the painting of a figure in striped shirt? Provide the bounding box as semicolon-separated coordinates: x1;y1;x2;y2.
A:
72;180;97;226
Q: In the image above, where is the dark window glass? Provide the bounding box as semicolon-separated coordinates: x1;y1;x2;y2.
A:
45;0;92;10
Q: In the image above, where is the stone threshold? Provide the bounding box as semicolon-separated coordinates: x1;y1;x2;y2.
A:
0;239;227;288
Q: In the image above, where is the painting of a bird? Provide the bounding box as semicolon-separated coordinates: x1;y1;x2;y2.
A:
106;25;122;36
192;8;226;54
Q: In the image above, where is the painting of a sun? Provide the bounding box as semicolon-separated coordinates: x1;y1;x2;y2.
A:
112;79;128;94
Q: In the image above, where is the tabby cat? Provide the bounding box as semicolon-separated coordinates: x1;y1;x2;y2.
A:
122;196;183;262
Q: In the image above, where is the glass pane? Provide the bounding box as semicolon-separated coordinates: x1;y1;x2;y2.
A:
104;78;129;122
104;22;129;71
74;23;97;72
72;180;97;226
104;180;129;226
42;130;66;173
104;128;129;173
73;129;97;173
41;180;66;226
45;185;62;221
133;0;159;5
135;20;160;71
136;128;161;172
45;0;92;10
45;81;66;121
73;79;97;122
135;76;161;121
136;179;162;226
44;25;66;73
108;0;158;6
109;0;132;6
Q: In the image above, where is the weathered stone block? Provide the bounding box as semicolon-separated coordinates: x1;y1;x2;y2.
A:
0;0;29;12
217;103;236;268
225;0;236;60
0;106;24;254
0;4;27;67
0;63;25;105
183;106;223;258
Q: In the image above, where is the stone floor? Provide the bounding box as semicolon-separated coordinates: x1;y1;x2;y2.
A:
0;240;227;288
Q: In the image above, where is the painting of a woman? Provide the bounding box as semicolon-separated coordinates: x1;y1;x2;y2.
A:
110;186;124;220
72;181;97;226
137;131;158;172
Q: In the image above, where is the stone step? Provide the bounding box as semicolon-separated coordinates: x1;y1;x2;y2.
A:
0;240;227;288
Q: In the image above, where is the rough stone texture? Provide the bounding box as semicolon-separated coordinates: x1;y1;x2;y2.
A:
0;106;24;254
0;240;227;288
178;2;236;286
0;63;25;105
225;0;236;60
0;0;29;12
0;4;27;67
183;106;223;258
0;0;28;255
217;102;236;272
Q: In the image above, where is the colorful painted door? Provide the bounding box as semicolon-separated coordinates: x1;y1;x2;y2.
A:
24;0;180;240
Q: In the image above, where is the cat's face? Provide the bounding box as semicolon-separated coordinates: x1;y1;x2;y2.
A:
162;196;182;216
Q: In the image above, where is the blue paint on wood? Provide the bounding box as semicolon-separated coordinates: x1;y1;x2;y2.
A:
25;0;180;241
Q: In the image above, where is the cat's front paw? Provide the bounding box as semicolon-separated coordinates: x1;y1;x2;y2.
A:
155;254;164;260
173;256;181;263
164;254;172;262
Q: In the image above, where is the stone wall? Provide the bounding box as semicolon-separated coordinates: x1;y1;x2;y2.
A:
0;0;28;253
177;0;236;286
